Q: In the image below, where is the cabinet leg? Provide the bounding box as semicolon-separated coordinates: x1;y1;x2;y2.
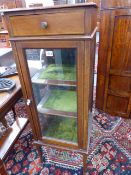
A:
35;144;43;163
0;159;8;175
83;154;87;175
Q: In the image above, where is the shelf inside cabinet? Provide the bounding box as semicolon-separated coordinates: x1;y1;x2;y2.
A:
32;64;76;87
32;78;76;87
42;116;77;143
37;89;77;117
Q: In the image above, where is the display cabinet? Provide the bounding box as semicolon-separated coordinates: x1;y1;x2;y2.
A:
2;3;97;174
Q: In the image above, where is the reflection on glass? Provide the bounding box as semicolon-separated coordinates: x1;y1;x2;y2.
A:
25;48;77;143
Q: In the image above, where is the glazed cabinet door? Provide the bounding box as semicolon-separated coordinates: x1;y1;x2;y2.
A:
96;8;131;118
15;40;85;149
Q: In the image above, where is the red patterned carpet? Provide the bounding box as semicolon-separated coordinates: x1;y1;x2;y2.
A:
3;99;131;175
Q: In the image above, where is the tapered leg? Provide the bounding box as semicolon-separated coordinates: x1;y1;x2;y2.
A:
35;143;43;163
83;154;87;175
0;159;8;175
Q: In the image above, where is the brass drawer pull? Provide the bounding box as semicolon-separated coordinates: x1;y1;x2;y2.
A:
26;99;32;106
40;21;48;29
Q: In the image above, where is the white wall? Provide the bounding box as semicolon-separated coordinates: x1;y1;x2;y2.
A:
25;0;77;7
25;0;54;7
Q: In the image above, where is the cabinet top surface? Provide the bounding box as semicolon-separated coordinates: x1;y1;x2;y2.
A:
1;3;97;15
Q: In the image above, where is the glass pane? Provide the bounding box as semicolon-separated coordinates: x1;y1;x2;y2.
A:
25;48;77;143
39;114;77;142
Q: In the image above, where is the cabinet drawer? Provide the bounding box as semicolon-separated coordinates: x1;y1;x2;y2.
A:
10;10;85;36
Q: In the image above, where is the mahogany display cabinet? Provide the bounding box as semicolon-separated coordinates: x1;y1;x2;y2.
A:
2;3;97;174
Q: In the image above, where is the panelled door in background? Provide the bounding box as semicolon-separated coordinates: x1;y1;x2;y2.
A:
96;0;131;118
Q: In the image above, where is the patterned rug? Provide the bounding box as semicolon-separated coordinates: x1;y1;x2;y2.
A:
3;100;131;175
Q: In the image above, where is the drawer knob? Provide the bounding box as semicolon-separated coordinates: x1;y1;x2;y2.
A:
26;99;32;106
40;22;48;29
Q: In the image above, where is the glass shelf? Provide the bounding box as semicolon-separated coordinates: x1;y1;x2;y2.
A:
42;116;77;143
37;88;77;117
32;64;76;86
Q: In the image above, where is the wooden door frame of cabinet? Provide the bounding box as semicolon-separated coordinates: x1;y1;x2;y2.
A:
11;42;42;140
12;39;91;150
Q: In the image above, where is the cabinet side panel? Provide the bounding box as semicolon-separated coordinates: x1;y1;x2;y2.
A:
83;37;96;149
85;8;97;35
96;10;111;109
